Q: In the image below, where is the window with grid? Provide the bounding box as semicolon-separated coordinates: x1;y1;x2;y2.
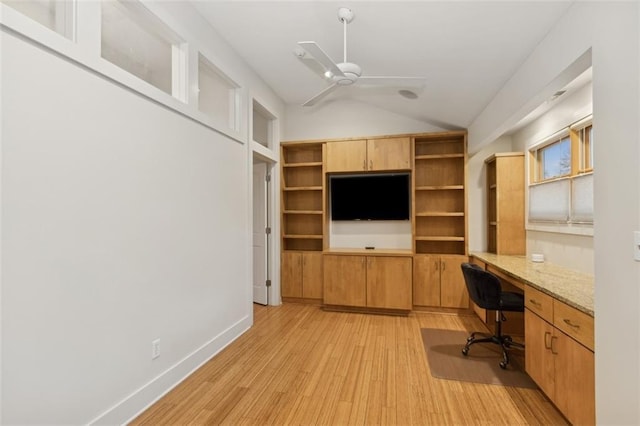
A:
529;116;593;224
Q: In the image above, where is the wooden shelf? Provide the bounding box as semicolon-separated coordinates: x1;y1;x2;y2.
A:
416;212;464;217
415;185;464;191
415;153;465;160
489;221;497;226
283;162;323;168
489;184;497;189
283;210;323;215
283;186;323;191
283;234;323;240
415;236;465;242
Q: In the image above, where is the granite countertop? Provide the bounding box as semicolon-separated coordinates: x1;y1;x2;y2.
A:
470;252;594;317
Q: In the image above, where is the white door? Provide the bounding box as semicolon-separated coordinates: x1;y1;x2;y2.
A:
252;161;269;305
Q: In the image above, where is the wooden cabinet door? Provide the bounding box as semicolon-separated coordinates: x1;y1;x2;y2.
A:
325;140;367;172
323;255;366;306
412;255;441;307
367;137;411;171
366;256;412;309
524;309;555;400
439;255;469;308
281;252;302;298
302;252;323;299
554;331;595;426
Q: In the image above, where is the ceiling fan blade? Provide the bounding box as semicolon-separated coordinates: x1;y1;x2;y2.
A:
357;76;426;87
298;41;344;77
303;83;339;107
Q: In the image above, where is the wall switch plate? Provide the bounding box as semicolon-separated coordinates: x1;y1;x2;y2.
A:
634;231;640;261
152;339;161;359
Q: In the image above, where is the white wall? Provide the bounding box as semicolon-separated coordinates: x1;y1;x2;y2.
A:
469;3;640;424
284;99;445;141
0;2;285;424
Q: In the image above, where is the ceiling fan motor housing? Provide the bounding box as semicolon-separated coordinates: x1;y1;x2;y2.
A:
334;62;361;85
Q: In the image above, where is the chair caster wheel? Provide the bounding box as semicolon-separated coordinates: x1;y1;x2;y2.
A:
462;347;469;356
499;361;508;369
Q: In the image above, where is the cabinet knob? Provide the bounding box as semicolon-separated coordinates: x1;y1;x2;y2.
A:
544;331;552;349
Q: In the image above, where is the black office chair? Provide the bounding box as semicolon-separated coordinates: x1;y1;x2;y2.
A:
460;262;525;369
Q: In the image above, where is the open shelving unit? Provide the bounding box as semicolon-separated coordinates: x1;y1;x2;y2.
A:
281;143;325;251
413;134;467;255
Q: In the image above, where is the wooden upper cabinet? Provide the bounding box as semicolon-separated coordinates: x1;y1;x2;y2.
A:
325;140;367;172
367;137;411;171
325;137;411;172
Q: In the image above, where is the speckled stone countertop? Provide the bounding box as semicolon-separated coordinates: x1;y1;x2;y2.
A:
470;252;594;317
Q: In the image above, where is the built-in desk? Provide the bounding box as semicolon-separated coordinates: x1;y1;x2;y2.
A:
470;252;595;426
470;252;593;316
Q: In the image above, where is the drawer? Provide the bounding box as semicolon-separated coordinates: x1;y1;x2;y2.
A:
525;285;553;323
553;300;594;351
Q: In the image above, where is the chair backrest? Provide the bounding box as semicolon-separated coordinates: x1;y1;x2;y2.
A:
460;263;502;310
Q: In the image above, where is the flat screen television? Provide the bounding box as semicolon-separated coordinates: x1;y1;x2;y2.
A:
330;173;410;221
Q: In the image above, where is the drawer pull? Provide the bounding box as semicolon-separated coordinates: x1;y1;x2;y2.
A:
550;336;559;354
563;318;581;329
529;299;542;308
544;331;552;349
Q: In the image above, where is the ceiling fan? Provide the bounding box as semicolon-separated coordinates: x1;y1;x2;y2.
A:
295;7;426;107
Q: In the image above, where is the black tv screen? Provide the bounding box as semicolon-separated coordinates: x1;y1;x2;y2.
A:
330;173;410;221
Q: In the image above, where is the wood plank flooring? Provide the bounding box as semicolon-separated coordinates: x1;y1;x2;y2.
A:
131;303;567;425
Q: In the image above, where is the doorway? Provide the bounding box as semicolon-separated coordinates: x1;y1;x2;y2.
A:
252;160;271;305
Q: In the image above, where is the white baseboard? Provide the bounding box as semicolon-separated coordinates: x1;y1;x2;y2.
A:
88;315;252;425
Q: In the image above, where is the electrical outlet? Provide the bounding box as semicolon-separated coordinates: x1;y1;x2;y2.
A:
152;339;160;359
634;231;640;261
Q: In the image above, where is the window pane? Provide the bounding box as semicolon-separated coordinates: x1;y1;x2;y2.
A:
529;179;570;222
253;101;271;147
101;1;173;94
541;137;571;180
572;173;593;223
198;55;238;131
2;0;72;38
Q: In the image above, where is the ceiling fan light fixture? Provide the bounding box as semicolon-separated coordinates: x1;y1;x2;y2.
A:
399;89;418;99
324;70;334;79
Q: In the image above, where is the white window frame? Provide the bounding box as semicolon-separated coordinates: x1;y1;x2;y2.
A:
0;0;245;144
196;53;241;133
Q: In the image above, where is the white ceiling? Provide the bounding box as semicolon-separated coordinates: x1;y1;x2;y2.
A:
192;1;574;130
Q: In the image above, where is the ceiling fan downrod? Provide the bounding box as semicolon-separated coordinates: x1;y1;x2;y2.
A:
338;7;354;63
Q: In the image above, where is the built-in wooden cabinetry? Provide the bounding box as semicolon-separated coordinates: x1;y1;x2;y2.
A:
323;251;412;311
281;131;468;312
281;251;323;301
525;286;595;425
486;153;525;254
281;143;325;300
413;255;468;308
412;133;468;309
325;137;411;172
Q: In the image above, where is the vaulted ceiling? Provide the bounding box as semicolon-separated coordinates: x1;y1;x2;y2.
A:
192;1;574;130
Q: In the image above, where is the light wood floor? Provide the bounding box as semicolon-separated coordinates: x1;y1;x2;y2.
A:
132;303;567;425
